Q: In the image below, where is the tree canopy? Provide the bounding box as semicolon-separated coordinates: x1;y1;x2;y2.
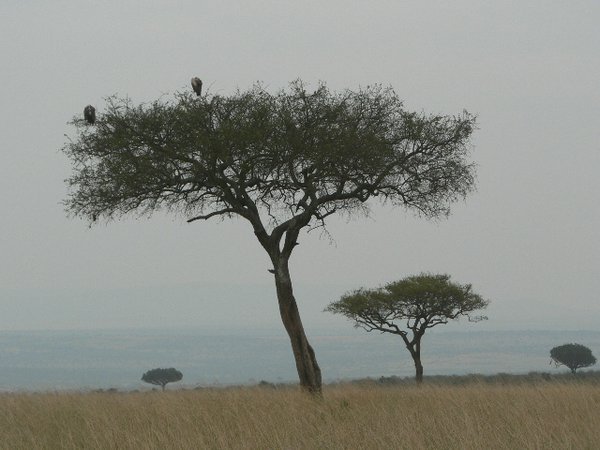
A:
326;273;489;382
64;81;476;236
550;344;596;374
63;80;478;394
141;367;183;390
326;273;488;333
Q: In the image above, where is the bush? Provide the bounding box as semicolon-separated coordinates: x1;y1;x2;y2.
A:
550;344;596;374
141;368;183;391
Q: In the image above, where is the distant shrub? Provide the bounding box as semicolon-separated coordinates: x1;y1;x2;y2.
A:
550;344;597;374
356;371;600;387
141;368;183;391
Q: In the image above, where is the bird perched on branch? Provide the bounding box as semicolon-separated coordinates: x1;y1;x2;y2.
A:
83;105;96;124
191;77;203;96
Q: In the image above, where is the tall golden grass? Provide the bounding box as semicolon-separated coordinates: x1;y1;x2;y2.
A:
1;381;599;449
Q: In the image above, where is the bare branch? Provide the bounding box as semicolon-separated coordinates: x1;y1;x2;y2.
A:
186;208;237;223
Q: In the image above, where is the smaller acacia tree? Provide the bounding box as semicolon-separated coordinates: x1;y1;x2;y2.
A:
141;368;183;391
326;273;489;383
550;344;596;374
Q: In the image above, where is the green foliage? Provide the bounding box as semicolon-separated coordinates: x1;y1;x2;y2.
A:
326;273;489;383
326;273;489;335
62;80;477;233
141;368;183;390
550;344;597;374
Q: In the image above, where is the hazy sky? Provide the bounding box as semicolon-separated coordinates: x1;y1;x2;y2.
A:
1;0;598;332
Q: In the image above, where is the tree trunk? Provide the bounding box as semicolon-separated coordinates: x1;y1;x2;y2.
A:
272;257;322;395
414;356;424;384
409;339;424;384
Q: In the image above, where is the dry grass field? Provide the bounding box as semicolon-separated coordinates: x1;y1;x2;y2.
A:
1;381;599;449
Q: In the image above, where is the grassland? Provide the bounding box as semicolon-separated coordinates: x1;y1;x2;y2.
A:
1;380;599;449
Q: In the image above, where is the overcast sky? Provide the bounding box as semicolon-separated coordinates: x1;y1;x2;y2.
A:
1;0;598;332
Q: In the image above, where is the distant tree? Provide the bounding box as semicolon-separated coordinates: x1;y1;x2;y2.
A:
141;368;183;391
62;80;478;395
550;344;596;374
326;273;489;383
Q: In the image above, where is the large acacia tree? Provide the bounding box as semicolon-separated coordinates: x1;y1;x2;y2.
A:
63;81;477;394
326;273;489;383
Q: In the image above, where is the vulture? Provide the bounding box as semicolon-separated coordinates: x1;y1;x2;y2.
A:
83;105;96;125
191;77;203;96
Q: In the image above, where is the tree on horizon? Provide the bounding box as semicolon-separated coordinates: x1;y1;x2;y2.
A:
141;367;183;391
326;273;489;383
62;80;478;394
550;343;596;374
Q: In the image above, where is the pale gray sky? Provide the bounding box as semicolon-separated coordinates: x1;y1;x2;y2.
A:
1;0;599;332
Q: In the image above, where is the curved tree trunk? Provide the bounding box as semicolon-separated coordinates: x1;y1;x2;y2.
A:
409;339;424;384
272;257;322;395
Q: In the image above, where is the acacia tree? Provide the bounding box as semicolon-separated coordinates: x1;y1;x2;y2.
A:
326;273;489;383
550;343;597;374
62;81;477;394
141;367;183;391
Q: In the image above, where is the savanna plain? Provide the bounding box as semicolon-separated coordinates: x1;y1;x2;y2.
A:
1;380;599;449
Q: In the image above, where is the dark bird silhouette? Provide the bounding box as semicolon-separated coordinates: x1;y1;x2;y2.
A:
83;105;96;124
191;77;203;96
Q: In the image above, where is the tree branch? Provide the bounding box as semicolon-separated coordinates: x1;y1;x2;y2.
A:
186;208;237;223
